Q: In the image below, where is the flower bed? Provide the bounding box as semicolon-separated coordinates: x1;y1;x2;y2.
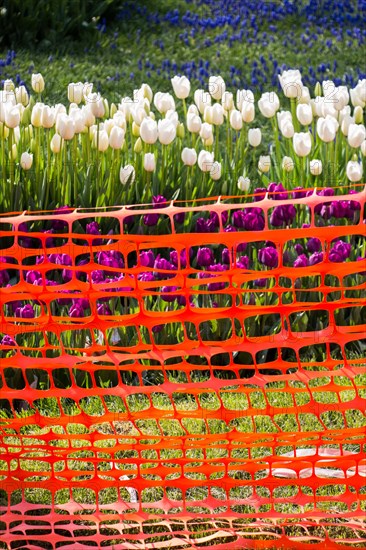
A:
0;186;365;548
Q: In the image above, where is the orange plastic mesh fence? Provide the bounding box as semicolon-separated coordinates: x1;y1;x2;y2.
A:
0;186;365;549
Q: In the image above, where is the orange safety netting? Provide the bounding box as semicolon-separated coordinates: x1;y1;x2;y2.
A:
0;186;366;549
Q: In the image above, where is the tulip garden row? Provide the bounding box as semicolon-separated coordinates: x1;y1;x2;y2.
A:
0;69;365;213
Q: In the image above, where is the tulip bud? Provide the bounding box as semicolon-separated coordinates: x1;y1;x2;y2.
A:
200;122;213;142
109;126;125;149
177;122;185;139
314;81;322;97
3;79;14;92
50;133;62;153
140;83;153;102
143;152;155;172
134;137;142;153
0;122;8;139
119;164;135;185
310;159;322;176
20;152;33;170
354;106;364;124
248;128;261;147
11;143;17;161
103;98;109;119
131;121;140;137
237;176;250;192
15;85;29;106
31;73;45;94
181;147;197;166
258;155;271;173
21;105;31;125
282;156;294;172
30;138;36;153
109;103;117;118
203;106;213;124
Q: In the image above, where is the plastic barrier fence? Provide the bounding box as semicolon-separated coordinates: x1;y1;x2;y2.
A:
0;186;365;549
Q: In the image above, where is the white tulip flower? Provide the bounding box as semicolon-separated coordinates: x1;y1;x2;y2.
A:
198;150;214;172
15;85;29;106
278;69;303;99
154;92;175;114
293;132;312;157
248;128;261;147
346;160;363;182
120;164;135;185
361;140;366;156
296;104;313;126
258;91;280;118
298;86;311;105
93;129;109;152
41;105;55;129
109;126;125;149
241;100;255;123
158;118;176;145
194;89;211;114
171;75;190;99
31;73;45;94
187;112;202;133
4;105;20;128
20;152;33;170
212;103;224;125
350;79;366;108
310;159;322;176
200;122;213;142
282;156;294;172
348;124;366;148
143;152;156;172
187;104;199;116
208;76;226;101
210;161;222;180
230;109;243;130
236;89;254;110
354;106;363;124
57;113;75;141
341;115;355;136
31;102;44;128
181;147;197;166
140;117;158;144
139;83;153;102
50;133;62;153
237;176;250;192
258;155;271;173
165;109;179;128
89;94;105;118
68;82;84;104
222;91;234;112
316;115;338;143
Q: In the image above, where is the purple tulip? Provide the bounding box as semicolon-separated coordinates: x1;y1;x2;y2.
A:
138;272;155;282
0;268;10;286
292;187;306;199
1;335;16;346
97;303;112;315
253;187;267;201
140;250;155;268
91;270;105;284
270;204;296;227
197;247;214;267
268;182;288;200
254;278;267;287
222;248;231;264
294;254;309;268
170;249;187;268
43;229;55;248
143;195;168;226
307;238;321;253
86;221;103;245
199;263;228;291
258;246;278;268
72;298;90;310
52;205;72;230
15;304;35;318
69;302;84;317
237;255;250;269
309;252;324;265
152;324;163;333
97;250;124;269
174;212;185;224
329;240;351;263
243;209;265;231
224;224;237;232
161;285;178;302
294;244;304;255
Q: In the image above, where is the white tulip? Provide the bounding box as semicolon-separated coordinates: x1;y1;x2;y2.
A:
165;109;179;128
119;164;135;185
210;161;221;180
158;118;176;145
222;91;234;112
334;86;349;111
41;105;55;129
248;128;261;147
298;86;311;105
31;73;45;94
277;110;292;129
3;79;14;92
258;155;271;173
208;76;226;100
181;147;197;166
83;82;93;101
113;112;127;131
194;89;211;114
109;126;125;149
203;105;213;124
212;103;224;125
350;80;366;108
140;117;158;144
361;140;366;156
68;82;84;104
241;100;255;123
296;104;313;126
4;105;20;128
15;85;29;106
258;91;280;118
310;159;322;176
278;69;303;99
354;106;363;124
348;124;366;148
187;112;202;133
346;160;363;182
171;75;190;99
200;122;213;142
31;102;44;127
341;115;355;136
237;176;250;192
154;92;175;114
316;115;338;143
198;150;214;172
230;109;243;130
282;156;294;172
89;94;105;118
93;129;109;151
57;113;75;141
82;104;95;127
281;119;295;138
187;104;199;116
339;105;351;124
50;133;62;153
132;106;147;126
236;89;254;110
20;152;33;170
139;83;153;102
321;99;337;119
143;152;155;172
293;132;312;157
